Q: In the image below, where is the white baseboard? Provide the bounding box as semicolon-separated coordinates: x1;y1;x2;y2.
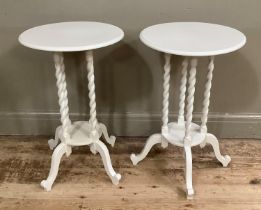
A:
0;112;261;138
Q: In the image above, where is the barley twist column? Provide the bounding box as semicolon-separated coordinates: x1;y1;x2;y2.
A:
184;58;198;144
201;56;215;133
162;53;171;133
178;58;188;124
86;50;98;135
53;52;71;140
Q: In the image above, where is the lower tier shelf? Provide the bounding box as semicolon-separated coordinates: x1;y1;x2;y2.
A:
65;121;102;146
162;122;206;147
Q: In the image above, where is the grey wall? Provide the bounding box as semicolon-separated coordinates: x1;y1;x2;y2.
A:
0;0;261;137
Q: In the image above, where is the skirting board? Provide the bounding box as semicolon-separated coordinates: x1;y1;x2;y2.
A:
0;112;260;138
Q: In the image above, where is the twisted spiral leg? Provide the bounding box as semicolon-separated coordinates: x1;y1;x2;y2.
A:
86;51;98;136
162;53;171;133
184;58;198;145
201;56;215;133
178;58;188;124
86;50;99;155
53;52;71;141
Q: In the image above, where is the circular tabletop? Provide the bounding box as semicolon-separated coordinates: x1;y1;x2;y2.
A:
19;22;124;52
140;22;246;56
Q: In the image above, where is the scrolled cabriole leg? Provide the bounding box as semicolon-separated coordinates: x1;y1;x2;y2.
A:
41;143;69;191
48;125;62;150
130;134;163;165
178;58;188;125
94;140;121;185
204;133;231;167
184;144;194;199
99;123;116;147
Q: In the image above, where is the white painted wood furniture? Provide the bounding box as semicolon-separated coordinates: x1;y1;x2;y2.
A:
130;22;246;198
19;22;124;191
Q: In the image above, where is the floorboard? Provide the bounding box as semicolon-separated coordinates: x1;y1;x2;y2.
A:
0;136;260;210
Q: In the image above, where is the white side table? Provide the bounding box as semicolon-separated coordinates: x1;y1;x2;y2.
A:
130;22;246;198
19;22;124;191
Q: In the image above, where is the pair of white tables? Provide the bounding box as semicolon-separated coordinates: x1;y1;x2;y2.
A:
19;21;246;198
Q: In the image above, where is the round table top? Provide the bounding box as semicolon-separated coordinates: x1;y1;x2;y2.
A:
19;22;124;52
140;22;246;56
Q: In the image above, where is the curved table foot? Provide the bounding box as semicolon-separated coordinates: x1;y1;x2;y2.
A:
48;126;62;150
130;134;165;166
90;143;97;155
91;140;121;185
199;141;207;149
99;123;116;147
204;133;231;167
41;142;69;191
184;145;194;199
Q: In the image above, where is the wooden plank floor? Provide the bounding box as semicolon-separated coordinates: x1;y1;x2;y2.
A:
0;136;260;210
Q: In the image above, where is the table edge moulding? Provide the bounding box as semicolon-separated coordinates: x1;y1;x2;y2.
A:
19;21;124;52
139;22;246;56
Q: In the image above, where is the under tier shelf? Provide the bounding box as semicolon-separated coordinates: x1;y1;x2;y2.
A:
162;122;206;147
66;121;102;146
